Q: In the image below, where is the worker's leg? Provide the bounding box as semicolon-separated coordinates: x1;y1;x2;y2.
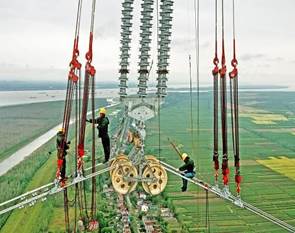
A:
182;178;188;192
60;158;66;180
182;172;195;192
105;135;110;161
101;135;110;162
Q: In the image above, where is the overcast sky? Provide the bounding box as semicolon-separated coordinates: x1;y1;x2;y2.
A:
0;0;294;86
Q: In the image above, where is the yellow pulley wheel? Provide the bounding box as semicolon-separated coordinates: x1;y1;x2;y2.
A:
145;155;159;163
111;161;138;195
110;154;129;176
142;163;168;196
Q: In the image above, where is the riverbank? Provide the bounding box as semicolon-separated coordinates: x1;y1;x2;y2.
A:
0;98;109;173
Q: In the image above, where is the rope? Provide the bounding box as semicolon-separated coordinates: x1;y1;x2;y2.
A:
156;0;161;161
194;0;200;141
59;0;83;229
63;189;70;233
219;0;229;187
229;0;241;195
212;0;219;185
205;190;210;232
74;79;79;233
189;55;194;157
193;1;203;227
91;70;96;220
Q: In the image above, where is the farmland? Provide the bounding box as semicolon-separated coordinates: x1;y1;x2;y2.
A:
0;90;295;232
0;101;65;161
144;91;295;232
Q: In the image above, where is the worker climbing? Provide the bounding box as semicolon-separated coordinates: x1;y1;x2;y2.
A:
179;153;196;192
56;128;70;186
87;107;110;163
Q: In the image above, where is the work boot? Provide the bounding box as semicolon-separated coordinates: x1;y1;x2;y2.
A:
103;159;109;164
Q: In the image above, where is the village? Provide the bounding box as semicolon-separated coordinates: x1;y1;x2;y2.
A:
100;183;179;233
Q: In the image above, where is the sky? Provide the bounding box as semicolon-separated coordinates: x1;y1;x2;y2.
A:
0;0;294;87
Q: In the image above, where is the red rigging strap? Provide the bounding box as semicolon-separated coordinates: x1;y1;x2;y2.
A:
229;0;238;79
229;0;241;195
212;0;219;75
77;0;97;174
86;32;96;76
219;0;229;187
85;0;96;76
68;0;83;82
212;0;219;184
56;1;84;232
219;0;226;77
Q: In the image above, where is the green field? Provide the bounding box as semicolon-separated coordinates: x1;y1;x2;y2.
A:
1;91;295;232
0;101;65;161
145;91;295;232
0;98;110;232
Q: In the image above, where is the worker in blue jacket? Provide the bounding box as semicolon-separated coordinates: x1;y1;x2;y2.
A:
179;153;195;192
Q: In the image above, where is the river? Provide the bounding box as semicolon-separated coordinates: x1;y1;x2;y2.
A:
0;101;119;176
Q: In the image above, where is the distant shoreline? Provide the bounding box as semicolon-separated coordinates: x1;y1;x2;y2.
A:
0;80;289;92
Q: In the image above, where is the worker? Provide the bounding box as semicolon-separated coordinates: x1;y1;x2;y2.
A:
179;153;195;192
87;107;110;163
56;128;70;184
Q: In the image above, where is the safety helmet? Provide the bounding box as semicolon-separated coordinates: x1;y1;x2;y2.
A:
181;153;188;161
58;128;65;133
99;107;106;115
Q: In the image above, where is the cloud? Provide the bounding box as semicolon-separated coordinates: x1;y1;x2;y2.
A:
94;20;119;39
240;53;266;61
0;63;66;81
0;0;294;86
240;54;286;64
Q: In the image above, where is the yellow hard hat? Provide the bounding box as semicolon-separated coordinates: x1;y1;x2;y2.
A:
99;107;106;115
181;153;188;161
58;128;65;133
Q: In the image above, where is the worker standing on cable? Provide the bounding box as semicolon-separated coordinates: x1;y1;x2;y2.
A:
56;128;70;184
179;153;195;192
87;107;110;163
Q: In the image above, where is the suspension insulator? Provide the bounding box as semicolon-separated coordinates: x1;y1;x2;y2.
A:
157;0;174;98
137;0;154;97
119;0;135;99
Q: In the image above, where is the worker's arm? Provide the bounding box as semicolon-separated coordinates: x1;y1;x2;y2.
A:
87;117;99;124
179;163;188;171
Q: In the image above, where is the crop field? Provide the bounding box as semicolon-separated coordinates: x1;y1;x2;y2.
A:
0;101;65;161
1;91;295;232
0;103;121;233
0;99;108;162
257;156;295;181
144;91;295;232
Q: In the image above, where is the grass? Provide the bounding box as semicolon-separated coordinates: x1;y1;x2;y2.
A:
144;91;295;232
0;98;110;233
0;103;121;233
257;156;295;180
0;98;108;162
0;101;64;161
